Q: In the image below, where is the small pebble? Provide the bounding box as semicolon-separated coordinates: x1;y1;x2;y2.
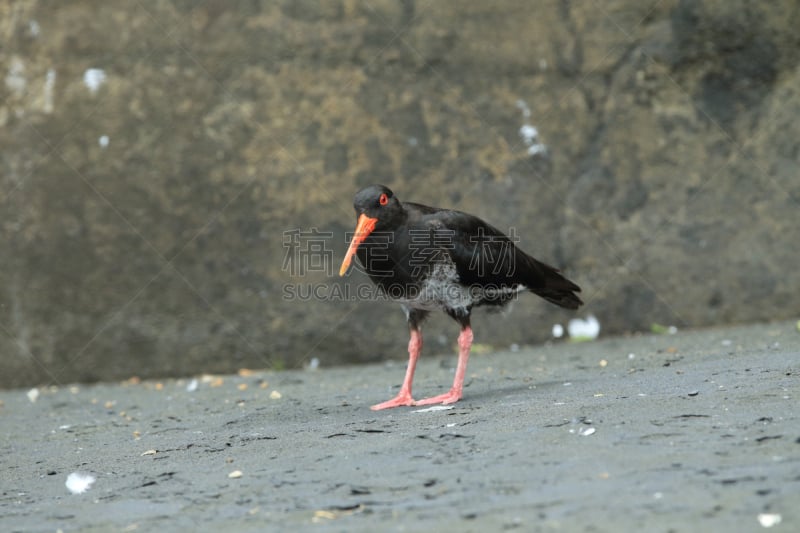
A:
688;391;699;397
228;470;243;479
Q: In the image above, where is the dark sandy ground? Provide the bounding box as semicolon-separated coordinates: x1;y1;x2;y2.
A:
1;320;798;532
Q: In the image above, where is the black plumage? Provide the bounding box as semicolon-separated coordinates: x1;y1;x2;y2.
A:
340;184;582;409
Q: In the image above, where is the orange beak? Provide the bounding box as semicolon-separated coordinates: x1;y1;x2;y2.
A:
339;213;378;276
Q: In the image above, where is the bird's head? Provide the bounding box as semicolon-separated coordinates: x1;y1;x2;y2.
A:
339;184;402;276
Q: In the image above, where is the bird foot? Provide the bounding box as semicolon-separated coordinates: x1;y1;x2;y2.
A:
414;389;462;406
371;392;416;411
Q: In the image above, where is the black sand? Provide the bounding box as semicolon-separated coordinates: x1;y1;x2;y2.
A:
2;321;798;532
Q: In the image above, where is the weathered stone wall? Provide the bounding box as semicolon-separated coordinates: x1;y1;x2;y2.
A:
2;1;799;388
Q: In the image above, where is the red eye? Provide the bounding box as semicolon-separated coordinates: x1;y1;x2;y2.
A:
379;193;389;206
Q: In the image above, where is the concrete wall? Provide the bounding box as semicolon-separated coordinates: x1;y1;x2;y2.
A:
2;1;799;387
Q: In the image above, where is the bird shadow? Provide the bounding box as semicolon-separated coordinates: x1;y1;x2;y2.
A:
458;377;584;404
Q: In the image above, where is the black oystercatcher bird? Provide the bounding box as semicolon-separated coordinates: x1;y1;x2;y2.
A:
339;185;582;410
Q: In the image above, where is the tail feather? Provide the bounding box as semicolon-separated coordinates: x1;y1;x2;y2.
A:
532;285;583;309
527;259;583;310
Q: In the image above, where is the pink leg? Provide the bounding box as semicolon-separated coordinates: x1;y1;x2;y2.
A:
371;328;422;410
415;326;473;406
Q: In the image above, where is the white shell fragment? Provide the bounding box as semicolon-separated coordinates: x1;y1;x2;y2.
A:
757;514;782;528
579;427;596;436
413;405;455;413
66;472;96;494
26;388;39;403
568;315;600;340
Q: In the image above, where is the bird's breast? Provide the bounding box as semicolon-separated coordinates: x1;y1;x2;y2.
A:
392;257;474;313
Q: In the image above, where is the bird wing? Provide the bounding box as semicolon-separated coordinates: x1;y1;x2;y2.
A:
425;210;582;308
401;203;582;309
416;210;528;288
